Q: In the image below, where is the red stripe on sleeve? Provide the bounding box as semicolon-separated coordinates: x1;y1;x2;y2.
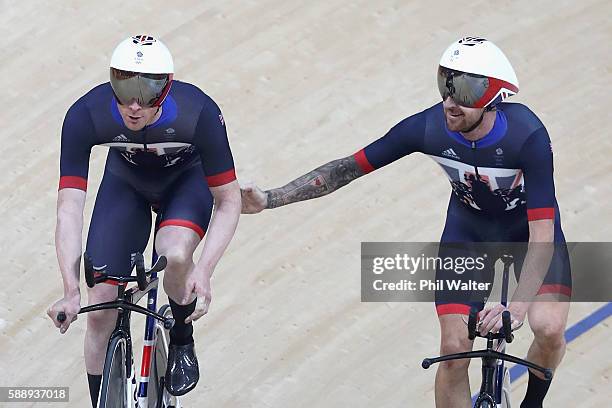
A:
527;208;555;221
58;176;88;191
206;169;236;187
353;149;375;174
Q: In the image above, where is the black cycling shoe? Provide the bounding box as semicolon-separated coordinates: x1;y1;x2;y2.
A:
165;342;199;396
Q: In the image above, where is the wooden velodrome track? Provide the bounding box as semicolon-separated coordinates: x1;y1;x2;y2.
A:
1;0;610;406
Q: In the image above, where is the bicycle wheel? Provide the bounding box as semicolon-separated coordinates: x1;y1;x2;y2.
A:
501;366;512;408
148;304;179;408
99;335;129;408
475;398;495;408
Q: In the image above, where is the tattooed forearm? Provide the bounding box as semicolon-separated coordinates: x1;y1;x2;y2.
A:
265;155;366;209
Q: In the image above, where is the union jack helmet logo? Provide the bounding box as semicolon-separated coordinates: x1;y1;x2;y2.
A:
131;35;157;46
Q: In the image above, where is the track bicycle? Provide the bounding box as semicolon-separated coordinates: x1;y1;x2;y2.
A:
58;251;181;408
422;254;553;408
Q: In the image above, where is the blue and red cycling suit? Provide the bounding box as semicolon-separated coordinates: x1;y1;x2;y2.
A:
352;102;571;315
59;81;236;276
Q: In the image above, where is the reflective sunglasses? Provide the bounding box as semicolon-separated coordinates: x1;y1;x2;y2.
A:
110;68;173;108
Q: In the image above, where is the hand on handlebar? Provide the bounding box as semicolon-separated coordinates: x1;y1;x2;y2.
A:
479;303;525;335
47;291;81;334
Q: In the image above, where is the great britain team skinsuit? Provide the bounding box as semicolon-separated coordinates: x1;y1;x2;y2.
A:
352;102;571;315
59;81;236;276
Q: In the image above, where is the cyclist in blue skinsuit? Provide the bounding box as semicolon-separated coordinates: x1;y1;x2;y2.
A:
47;35;241;406
241;37;569;408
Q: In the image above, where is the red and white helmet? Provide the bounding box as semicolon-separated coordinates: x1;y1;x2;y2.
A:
109;35;174;107
437;37;519;108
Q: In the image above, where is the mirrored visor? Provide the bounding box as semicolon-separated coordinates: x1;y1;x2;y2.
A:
110;68;172;107
437;66;490;108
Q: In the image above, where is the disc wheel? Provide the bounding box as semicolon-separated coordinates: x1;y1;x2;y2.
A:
99;336;128;408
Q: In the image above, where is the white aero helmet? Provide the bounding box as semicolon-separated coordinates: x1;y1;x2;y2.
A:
109;35;174;107
437;37;519;109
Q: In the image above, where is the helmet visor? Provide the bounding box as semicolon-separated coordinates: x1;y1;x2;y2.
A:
437;66;489;108
110;68;172;107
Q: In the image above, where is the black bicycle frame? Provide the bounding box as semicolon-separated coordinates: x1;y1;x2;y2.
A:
422;254;553;406
57;254;174;381
80;279;156;379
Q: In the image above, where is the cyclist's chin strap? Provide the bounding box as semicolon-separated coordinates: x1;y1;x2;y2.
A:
461;105;496;134
144;106;162;129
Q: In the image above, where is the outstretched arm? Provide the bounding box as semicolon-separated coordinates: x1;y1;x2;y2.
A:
267;155;365;207
241;155;365;213
242;111;427;214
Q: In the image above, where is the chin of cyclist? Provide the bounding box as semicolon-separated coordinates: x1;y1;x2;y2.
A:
241;37;570;408
47;35;241;406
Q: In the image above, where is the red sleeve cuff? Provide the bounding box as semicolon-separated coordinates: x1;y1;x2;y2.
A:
353;149;375;174
58;176;88;191
206;168;237;187
527;207;555;221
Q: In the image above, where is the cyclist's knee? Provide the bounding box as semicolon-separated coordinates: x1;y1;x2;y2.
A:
86;285;118;333
438;313;473;372
529;303;567;350
156;226;199;273
161;245;194;274
439;337;472;371
86;308;117;333
531;320;565;350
